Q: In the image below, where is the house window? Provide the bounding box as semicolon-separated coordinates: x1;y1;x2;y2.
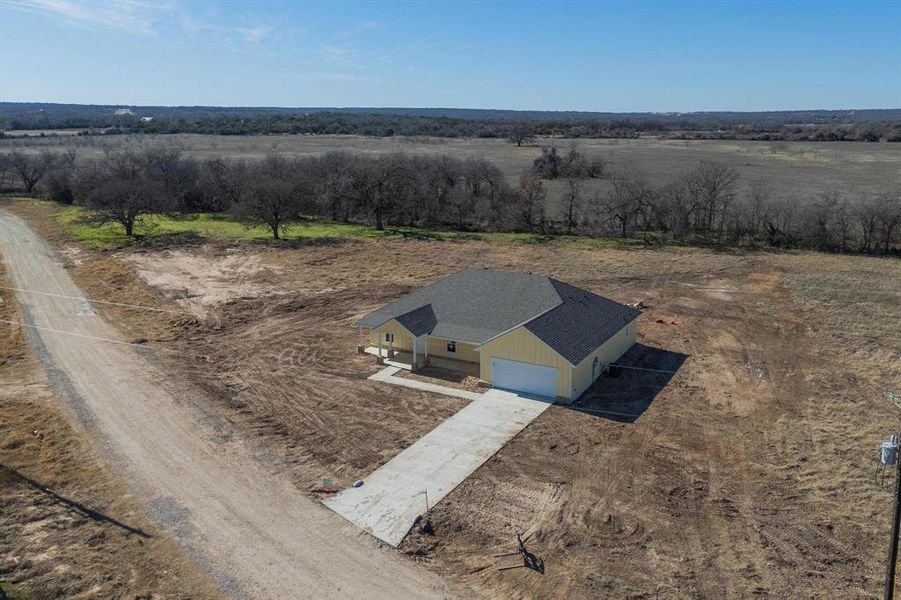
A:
385;333;394;343
446;340;456;353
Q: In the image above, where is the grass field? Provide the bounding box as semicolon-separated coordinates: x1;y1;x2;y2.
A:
4;134;900;208
29;200;649;251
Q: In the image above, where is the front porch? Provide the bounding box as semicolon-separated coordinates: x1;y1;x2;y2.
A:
364;346;415;370
360;320;481;376
363;345;480;378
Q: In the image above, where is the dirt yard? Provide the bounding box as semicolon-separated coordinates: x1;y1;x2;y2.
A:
0;260;223;598
6;200;901;598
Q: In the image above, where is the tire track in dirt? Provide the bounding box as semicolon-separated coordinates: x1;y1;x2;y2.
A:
0;210;454;600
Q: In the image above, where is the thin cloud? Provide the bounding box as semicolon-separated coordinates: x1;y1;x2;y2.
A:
236;25;271;44
306;71;383;85
5;0;274;49
3;0;175;35
318;44;364;69
339;20;383;39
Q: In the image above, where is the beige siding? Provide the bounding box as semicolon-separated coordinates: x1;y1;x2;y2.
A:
570;323;637;400
477;327;573;399
369;320;413;351
427;336;479;363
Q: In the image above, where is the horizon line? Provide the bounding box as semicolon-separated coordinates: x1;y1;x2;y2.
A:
2;101;900;116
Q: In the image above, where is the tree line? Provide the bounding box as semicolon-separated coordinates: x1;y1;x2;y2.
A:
3;105;901;143
0;145;898;254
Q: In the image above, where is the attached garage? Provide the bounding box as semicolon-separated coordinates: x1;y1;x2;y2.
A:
491;358;558;398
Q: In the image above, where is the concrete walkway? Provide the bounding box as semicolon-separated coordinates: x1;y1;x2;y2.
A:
369;365;484;401
324;384;552;546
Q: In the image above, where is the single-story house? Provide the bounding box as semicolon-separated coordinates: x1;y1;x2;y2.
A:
357;269;640;403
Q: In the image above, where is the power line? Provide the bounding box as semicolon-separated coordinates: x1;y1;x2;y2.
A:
0;318;210;361
609;363;679;375
569;406;642;419
0;285;196;316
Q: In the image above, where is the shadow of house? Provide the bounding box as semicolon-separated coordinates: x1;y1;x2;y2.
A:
0;464;151;538
568;343;688;423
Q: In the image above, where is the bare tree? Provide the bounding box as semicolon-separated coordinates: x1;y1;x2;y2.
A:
78;149;178;237
8;150;57;194
532;147;562;180
513;173;547;232
44;148;78;204
0;153;11;189
603;167;648;238
418;154;462;227
141;145;198;209
198;157;247;212
855;196;882;252
561;175;582;235
232;155;308;240
310;151;356;221
507;119;536;147
875;191;901;253
742;181;773;242
466;158;509;230
684;161;740;239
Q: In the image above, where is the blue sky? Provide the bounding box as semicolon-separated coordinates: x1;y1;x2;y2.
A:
1;0;899;111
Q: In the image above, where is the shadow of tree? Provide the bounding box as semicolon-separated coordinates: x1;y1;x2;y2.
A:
0;464;151;538
568;343;688;423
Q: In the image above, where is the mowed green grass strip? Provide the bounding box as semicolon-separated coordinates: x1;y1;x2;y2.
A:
5;199;655;251
52;205;655;250
55;205;400;247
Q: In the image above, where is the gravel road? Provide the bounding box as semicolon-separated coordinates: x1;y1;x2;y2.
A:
0;209;451;600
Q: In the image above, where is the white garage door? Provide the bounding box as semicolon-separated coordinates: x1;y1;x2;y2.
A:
491;358;558;398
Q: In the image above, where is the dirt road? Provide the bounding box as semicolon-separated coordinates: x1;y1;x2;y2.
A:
0;209;451;599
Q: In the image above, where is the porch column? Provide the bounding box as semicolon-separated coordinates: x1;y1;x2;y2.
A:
377;331;382;357
413;334;417;367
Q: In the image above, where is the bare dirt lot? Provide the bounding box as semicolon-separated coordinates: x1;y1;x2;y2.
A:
6;200;901;598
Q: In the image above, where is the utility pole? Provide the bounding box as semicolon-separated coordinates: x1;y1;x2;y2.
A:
884;393;901;600
886;450;901;600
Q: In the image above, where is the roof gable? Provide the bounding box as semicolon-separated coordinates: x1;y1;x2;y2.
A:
524;279;640;364
394;304;437;336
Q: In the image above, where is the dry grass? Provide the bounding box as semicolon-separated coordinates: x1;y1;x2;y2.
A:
0;261;222;599
4;134;900;204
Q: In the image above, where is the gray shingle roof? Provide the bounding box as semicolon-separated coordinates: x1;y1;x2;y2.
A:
356;269;639;364
524;279;641;364
394;304;437;337
357;269;560;343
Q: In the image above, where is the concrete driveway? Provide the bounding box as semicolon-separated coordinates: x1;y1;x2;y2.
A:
324;386;552;546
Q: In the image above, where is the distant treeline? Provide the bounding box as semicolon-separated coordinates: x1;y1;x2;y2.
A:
2;102;901;142
1;145;898;254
